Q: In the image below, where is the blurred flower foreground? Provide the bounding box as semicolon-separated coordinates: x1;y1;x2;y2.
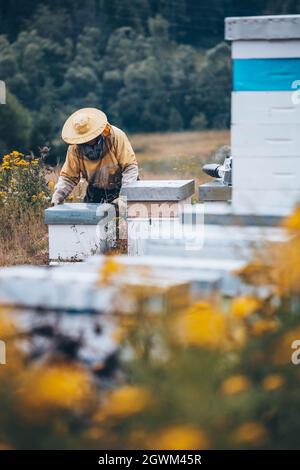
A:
1;152;300;449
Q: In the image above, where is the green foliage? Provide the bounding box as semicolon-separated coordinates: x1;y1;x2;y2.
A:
191;113;208;130
0;151;50;238
192;42;232;129
168;107;184;131
0;90;32;154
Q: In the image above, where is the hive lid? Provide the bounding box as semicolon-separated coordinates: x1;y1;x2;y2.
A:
45;203;115;225
225;15;300;41
120;180;195;201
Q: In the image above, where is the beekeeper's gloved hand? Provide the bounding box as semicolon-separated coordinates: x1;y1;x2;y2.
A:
50;200;63;207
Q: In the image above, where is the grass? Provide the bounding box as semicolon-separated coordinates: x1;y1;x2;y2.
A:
0;210;48;266
0;130;229;266
132;130;229;187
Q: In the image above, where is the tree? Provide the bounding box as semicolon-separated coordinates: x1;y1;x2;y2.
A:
0;89;32;154
186;42;231;129
168;107;184;131
0;35;18;78
25;5;73;43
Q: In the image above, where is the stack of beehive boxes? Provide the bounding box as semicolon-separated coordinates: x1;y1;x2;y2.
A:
120;180;195;255
226;15;300;216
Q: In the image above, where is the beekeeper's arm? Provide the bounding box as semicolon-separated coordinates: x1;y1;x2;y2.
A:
115;130;138;186
51;145;80;205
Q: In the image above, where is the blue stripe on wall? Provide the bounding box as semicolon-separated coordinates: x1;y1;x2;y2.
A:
233;58;300;91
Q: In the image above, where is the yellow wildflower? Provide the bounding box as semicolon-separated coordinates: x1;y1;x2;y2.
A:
11;151;23;157
251;318;278;336
16;159;29;166
230;324;247;348
1;163;11;169
262;374;284;391
98;257;123;285
232;421;267;445
231;296;260;319
221;375;251;395
283;205;300;231
173;301;227;349
31;195;37;202
149;425;210;450
17;364;92;414
99;385;152;419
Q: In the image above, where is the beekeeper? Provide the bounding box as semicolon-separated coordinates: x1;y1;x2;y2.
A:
51;108;138;205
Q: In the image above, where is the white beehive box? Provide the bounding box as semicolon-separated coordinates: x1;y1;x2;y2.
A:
45;203;116;262
120;180;195;255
